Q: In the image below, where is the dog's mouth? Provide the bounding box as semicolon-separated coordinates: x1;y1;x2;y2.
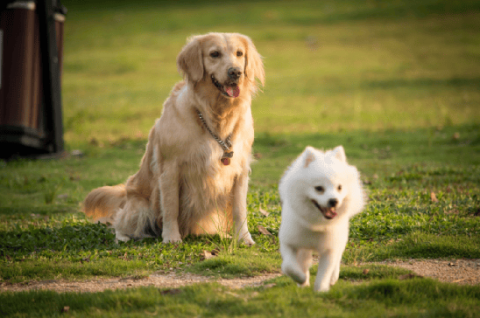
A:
311;200;337;220
211;75;240;98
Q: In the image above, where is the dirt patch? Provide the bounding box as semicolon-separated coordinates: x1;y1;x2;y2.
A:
369;259;480;285
0;273;282;293
2;259;479;293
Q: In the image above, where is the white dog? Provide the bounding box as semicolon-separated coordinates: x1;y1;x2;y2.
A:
279;146;365;292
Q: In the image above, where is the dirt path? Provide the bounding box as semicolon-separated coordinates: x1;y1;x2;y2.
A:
0;273;282;293
1;259;479;293
371;259;480;286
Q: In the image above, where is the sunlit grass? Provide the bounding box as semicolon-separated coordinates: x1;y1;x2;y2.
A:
1;0;479;316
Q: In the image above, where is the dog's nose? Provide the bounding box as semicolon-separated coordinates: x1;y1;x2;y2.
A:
227;67;242;80
328;199;338;208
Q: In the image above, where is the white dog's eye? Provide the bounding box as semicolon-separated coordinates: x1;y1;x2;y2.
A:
338;185;342;191
237;51;243;57
210;51;220;58
315;186;325;193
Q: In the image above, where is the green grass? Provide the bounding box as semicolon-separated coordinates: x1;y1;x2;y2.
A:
1;0;480;316
2;276;480;317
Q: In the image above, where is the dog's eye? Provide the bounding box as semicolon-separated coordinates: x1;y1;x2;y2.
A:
210;51;220;58
236;51;243;57
338;185;342;191
315;186;325;193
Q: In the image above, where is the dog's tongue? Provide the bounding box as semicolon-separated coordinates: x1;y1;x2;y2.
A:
324;208;337;219
226;85;240;98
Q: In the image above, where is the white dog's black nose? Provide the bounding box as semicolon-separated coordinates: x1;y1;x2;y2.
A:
228;67;242;80
328;199;338;207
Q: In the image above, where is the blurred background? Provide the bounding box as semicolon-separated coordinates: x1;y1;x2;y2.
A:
60;0;480;146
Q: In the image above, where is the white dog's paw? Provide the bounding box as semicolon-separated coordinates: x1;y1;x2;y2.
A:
298;271;310;287
297;279;310;287
313;280;331;292
330;274;339;286
313;284;330;293
282;264;307;285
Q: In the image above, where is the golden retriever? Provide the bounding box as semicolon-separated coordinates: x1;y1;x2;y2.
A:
84;33;265;245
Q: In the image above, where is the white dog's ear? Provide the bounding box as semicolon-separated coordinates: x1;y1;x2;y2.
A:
241;35;265;88
331;146;347;163
177;36;204;83
303;146;317;168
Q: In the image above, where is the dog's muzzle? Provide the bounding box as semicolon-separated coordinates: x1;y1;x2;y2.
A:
311;199;337;220
211;74;240;98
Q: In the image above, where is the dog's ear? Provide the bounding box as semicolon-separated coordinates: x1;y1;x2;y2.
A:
177;36;204;83
303;146;316;168
241;35;265;88
331;146;347;163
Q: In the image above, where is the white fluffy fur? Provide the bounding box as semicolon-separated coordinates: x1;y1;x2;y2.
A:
279;145;365;292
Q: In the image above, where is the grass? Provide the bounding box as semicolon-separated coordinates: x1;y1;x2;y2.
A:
1;0;480;316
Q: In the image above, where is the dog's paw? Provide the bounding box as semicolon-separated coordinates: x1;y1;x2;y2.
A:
330;274;339;286
297;280;310;287
162;237;183;244
282;264;307;285
238;232;255;246
162;232;182;244
115;230;131;243
313;281;331;292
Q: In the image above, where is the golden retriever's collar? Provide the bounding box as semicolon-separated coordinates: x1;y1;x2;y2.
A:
196;109;234;165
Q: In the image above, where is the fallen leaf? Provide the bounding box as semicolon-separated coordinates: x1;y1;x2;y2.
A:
430;192;438;202
259;208;269;217
257;225;273;236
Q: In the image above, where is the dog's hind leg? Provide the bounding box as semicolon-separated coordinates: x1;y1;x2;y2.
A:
296;249;312;287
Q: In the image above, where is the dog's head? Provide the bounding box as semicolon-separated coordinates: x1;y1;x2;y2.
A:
177;33;265;98
301;146;356;220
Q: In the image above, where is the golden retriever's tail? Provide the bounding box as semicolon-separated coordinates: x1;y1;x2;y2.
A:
83;184;126;224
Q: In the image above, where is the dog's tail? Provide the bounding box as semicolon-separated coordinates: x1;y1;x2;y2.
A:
83;184;126;224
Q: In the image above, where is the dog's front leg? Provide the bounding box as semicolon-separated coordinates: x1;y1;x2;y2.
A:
280;245;307;285
232;171;255;245
159;162;182;243
314;250;339;292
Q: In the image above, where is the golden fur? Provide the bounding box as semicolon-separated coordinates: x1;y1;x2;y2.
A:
84;33;265;244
